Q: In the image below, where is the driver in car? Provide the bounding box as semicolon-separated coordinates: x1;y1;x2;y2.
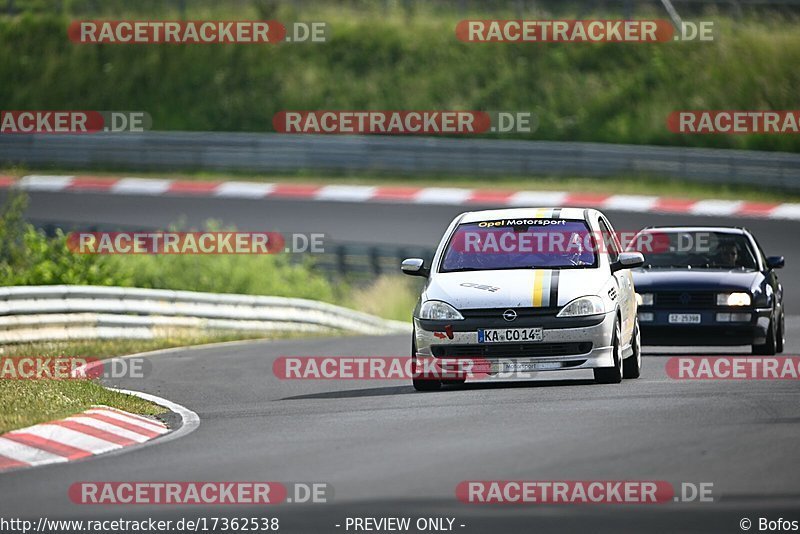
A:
713;241;740;268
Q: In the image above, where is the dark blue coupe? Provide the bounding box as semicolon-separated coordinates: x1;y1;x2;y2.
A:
628;227;785;355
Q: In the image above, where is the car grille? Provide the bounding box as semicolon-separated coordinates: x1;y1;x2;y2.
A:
654;292;715;308
432;342;592;359
460;307;558;319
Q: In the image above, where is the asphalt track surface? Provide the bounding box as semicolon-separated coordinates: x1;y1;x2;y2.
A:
1;189;799;533
2;334;800;533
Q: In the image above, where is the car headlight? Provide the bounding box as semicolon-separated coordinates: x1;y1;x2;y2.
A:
636;293;654;306
420;300;465;320
557;296;605;317
717;292;751;306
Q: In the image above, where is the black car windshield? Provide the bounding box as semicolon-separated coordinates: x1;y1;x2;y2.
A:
440;220;597;272
629;231;758;270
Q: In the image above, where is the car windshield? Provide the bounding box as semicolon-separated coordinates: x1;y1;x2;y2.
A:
440;220;597;272
629;231;758;270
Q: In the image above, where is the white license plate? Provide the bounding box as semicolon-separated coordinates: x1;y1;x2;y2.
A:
668;313;701;324
478;327;543;343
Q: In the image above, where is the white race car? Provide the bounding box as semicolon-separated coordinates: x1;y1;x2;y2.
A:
401;207;645;390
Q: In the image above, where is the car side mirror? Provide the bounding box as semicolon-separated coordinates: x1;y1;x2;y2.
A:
612;252;645;272
766;256;785;269
401;258;429;277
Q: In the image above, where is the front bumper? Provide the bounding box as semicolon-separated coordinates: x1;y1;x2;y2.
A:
638;307;771;345
414;311;617;376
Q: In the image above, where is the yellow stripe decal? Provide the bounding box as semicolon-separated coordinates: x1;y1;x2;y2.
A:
532;270;545;307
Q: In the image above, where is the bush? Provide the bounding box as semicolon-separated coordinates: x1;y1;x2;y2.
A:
0;192;338;302
117;250;337;301
0;191;126;286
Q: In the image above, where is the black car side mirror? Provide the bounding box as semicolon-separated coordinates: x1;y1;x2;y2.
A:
766;256;785;270
611;252;645;273
401;258;430;277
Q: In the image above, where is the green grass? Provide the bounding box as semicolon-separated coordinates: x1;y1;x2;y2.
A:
0;332;315;434
0;380;166;435
0;12;798;151
346;275;421;322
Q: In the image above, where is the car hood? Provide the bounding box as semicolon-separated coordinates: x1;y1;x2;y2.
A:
425;268;609;310
632;269;759;291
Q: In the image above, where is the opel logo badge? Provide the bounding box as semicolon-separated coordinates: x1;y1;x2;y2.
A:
503;309;518;322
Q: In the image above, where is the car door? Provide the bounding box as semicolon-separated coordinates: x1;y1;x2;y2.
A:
751;233;782;314
599;216;634;341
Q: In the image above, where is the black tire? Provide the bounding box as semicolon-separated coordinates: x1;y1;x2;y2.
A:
442;377;467;386
594;317;623;384
413;375;442;391
622;319;642;379
411;333;441;391
752;319;777;356
776;313;785;354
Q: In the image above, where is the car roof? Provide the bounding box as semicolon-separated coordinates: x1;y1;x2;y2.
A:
458;207;592;223
639;226;749;235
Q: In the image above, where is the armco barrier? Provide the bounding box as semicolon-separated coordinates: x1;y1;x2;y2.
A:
1;132;799;190
0;285;410;343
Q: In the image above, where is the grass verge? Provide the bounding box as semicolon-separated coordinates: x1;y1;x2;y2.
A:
0;380;166;436
0;332;304;434
346;275;421;323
